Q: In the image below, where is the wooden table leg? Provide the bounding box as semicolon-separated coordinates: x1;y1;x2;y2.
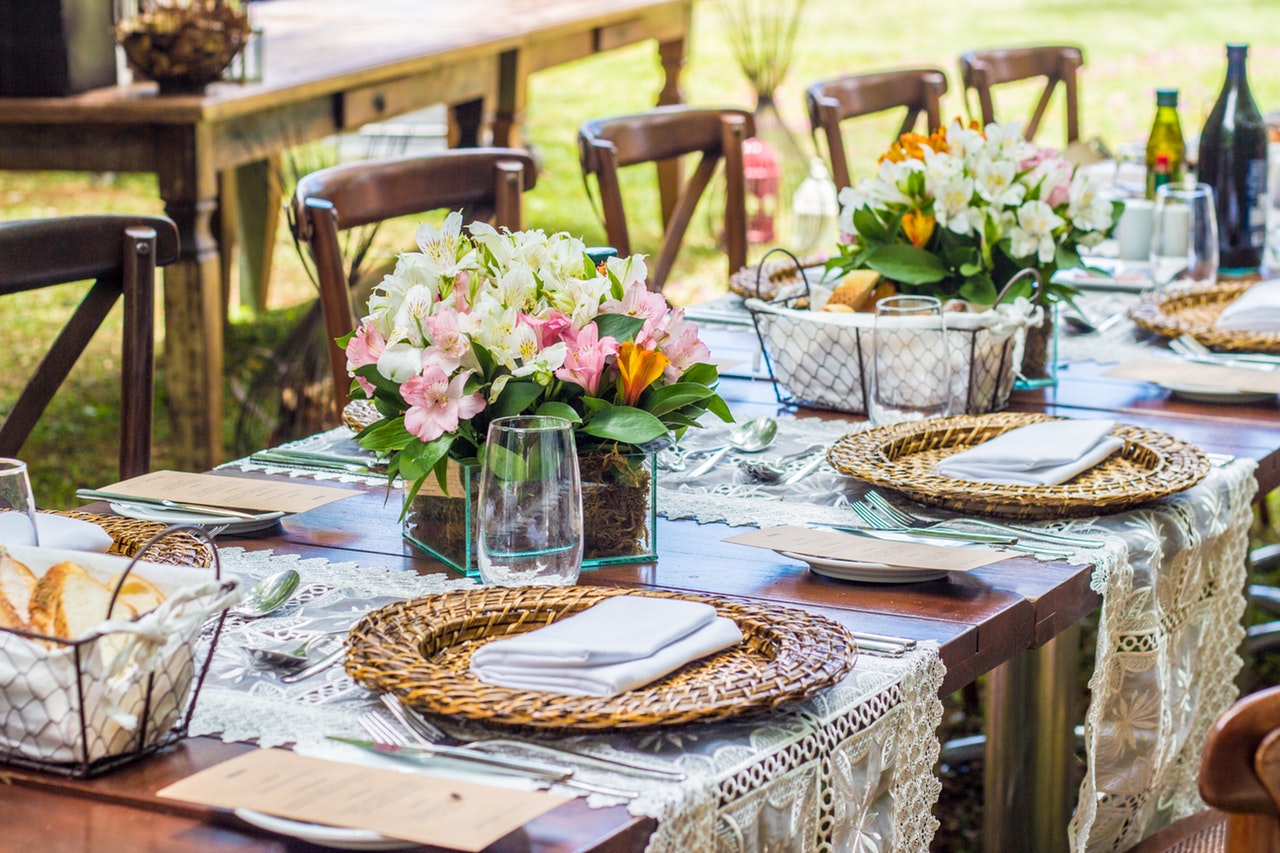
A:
491;48;524;149
232;157;282;312
984;624;1080;853
157;129;225;472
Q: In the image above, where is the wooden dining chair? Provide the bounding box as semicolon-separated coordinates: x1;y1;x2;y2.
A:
959;45;1083;146
1124;684;1280;853
577;105;753;293
291;148;538;421
0;214;179;481
805;68;949;190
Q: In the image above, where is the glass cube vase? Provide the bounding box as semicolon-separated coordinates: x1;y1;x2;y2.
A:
402;447;658;577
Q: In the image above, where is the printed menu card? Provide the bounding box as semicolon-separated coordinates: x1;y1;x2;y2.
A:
724;525;1009;571
101;470;359;513
158;748;569;851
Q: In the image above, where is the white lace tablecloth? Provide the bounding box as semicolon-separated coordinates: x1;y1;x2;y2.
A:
192;547;945;853
220;407;1254;852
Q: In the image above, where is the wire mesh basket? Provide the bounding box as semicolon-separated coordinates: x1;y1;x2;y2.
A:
743;250;1040;416
0;527;238;778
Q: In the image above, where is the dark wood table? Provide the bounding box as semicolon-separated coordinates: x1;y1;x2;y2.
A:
6;363;1277;852
0;0;691;471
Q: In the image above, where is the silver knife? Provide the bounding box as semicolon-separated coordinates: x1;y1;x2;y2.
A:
781;453;826;485
249;452;372;474
680;444;733;480
75;489;265;519
824;523;1017;545
329;735;577;780
281;647;345;683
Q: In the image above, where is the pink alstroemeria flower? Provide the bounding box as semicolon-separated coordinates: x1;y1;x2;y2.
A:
654;310;710;381
521;310;572;349
423;305;469;362
555;323;619;396
602;280;668;347
346;324;386;396
402;365;486;443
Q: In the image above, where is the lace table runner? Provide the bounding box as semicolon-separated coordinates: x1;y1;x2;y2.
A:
222;408;1253;852
192;547;945;853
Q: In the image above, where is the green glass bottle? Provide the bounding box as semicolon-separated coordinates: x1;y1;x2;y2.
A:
1198;44;1269;271
1145;89;1185;200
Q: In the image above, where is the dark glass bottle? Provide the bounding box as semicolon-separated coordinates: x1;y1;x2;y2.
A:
1145;89;1185;200
1197;44;1269;270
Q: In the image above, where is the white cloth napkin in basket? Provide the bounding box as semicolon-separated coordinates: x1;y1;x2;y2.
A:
1215;279;1280;331
469;596;743;697
936;419;1124;486
0;512;113;552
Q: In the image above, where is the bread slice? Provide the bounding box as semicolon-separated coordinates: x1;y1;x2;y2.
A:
0;548;36;630
826;270;881;310
29;562;135;639
107;572;167;617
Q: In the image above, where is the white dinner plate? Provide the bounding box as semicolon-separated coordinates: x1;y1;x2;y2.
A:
1163;383;1278;405
109;502;286;534
233;808;416;850
778;551;947;584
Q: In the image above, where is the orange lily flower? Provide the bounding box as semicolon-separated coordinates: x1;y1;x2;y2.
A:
901;211;936;248
616;341;670;406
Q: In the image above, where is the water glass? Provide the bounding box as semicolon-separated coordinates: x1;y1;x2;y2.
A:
868;295;952;426
477;416;583;587
0;459;39;546
1149;182;1218;289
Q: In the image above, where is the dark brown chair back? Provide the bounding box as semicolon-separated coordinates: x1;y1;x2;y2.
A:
805;68;948;190
0;214;178;480
578;105;753;293
291;148;537;421
959;45;1083;145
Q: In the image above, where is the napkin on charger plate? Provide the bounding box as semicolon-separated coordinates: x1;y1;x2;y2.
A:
935;419;1124;486
1215;279;1280;331
0;512;113;552
469;595;743;697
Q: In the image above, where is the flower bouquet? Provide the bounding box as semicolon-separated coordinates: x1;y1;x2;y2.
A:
341;215;731;573
829;119;1118;307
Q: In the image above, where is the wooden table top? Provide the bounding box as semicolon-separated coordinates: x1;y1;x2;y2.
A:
9;359;1278;852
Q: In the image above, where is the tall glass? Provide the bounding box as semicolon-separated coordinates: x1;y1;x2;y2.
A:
868;295;952;426
1148;182;1219;289
0;459;39;546
477;416;583;587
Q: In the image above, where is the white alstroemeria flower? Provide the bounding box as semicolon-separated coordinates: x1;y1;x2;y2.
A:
1009;200;1064;263
974;158;1026;208
544;232;590;280
414;211;474;279
945;120;987;162
376;339;426;384
388;283;439;347
511;338;568;383
921;146;963;184
493;264;539;314
604;253;650;292
546;276;610;326
469;301;522;366
1067;176;1115;232
933;174;983;235
982;120;1034;164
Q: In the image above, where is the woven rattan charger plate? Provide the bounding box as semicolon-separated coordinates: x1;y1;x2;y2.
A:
346;585;857;730
1128;278;1277;352
729;254;827;300
828;412;1209;520
53;511;213;568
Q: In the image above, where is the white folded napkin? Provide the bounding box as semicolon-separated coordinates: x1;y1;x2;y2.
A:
469;596;743;697
1216;279;1280;331
935;419;1124;486
0;511;113;551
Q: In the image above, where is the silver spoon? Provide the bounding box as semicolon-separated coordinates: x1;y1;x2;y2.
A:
247;632;341;666
740;443;825;483
682;417;778;480
231;569;301;619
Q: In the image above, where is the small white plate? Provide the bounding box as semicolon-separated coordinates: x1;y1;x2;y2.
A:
109;502;285;534
233;808;416;850
779;551;947;584
1163;384;1278;405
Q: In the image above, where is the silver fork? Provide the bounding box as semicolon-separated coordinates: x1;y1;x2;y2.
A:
847;500;1017;544
360;711;639;798
865;490;1105;550
848;501;1075;559
379;693;684;781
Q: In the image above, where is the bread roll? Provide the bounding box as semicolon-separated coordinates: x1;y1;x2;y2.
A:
825;270;882;310
0;549;36;630
108;572;167;617
29;562;135;640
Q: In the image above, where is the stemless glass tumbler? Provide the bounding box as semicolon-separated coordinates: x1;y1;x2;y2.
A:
477;416;583;587
0;458;39;546
1149;182;1219;290
868;295;952;427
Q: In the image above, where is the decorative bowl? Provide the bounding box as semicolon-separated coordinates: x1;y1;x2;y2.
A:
115;2;250;94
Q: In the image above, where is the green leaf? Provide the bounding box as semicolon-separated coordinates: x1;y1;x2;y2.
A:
357;417;412;453
852;206;889;243
647;382;714;416
593;313;645;343
702;394;734;423
489;379;543;419
534;400;582;424
396;434;453;483
679;362;719;387
581;406;669;444
865;244;949;284
959;274;998;305
580;395;610;414
353;363;402;398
